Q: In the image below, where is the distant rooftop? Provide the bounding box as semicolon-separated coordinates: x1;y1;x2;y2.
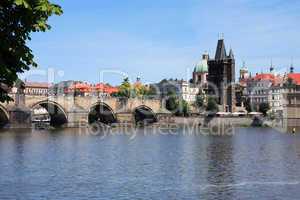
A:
24;81;51;88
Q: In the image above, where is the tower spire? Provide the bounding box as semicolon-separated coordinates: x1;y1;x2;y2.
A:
215;37;227;60
290;57;294;73
270;59;274;73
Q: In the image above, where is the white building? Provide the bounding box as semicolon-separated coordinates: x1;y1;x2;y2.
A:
24;81;51;96
180;81;200;103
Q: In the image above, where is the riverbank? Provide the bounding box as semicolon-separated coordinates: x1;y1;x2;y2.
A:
171;116;253;127
1;116;298;134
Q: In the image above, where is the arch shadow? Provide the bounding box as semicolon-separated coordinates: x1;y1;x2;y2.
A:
88;102;117;125
31;101;68;127
0;105;9;128
133;105;157;125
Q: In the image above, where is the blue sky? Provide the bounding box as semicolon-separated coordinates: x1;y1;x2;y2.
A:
25;0;300;85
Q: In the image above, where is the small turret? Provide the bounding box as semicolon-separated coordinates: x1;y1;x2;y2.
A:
290;64;294;73
239;61;249;80
290;58;294;73
202;52;209;60
136;76;141;83
270;60;274;73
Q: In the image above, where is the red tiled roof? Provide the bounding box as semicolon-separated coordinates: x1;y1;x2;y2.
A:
253;73;275;81
94;83;118;94
64;82;119;94
253;73;282;86
287;73;300;85
69;83;92;92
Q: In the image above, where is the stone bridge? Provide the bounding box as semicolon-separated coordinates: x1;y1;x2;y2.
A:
0;95;168;128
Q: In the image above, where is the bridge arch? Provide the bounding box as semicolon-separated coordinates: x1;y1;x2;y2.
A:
31;100;68;127
133;105;157;125
0;105;9;128
88;102;117;125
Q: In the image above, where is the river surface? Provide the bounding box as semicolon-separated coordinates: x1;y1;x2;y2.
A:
0;128;300;200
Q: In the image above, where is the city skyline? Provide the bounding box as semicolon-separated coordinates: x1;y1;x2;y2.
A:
2;2;300;199
25;0;300;85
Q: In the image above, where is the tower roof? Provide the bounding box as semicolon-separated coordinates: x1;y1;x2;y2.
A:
240;61;248;71
194;58;208;73
290;61;294;73
270;59;274;73
290;65;294;73
215;39;227;60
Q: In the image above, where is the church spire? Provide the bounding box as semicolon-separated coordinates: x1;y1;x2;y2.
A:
215;39;227;60
290;57;294;73
270;59;274;73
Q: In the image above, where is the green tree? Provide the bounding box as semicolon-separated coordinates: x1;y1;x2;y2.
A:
206;96;218;112
259;102;270;116
0;0;62;102
244;98;253;113
195;92;205;108
284;78;296;88
144;85;157;98
165;91;178;113
176;99;190;117
115;77;132;98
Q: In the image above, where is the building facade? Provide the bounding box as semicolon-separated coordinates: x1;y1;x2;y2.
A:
282;73;300;118
180;81;200;103
24;82;51;96
246;68;284;113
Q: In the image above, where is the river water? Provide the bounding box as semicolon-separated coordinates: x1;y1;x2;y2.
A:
0;128;300;200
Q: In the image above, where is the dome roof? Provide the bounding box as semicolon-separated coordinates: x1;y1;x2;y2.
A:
194;59;208;73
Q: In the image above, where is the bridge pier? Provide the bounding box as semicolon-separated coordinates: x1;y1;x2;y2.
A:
116;112;134;124
67;110;89;128
8;106;32;128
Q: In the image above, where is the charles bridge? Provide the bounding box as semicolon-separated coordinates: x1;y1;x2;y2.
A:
0;94;168;128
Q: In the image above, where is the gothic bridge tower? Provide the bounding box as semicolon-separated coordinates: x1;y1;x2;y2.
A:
207;39;236;112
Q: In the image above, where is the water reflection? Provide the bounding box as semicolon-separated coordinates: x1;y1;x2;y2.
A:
203;137;235;200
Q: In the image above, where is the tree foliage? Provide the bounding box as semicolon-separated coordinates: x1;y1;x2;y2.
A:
145;85;158;98
165;91;190;116
244;98;253;113
195;92;205;109
259;102;270;116
176;99;190;117
113;78;155;98
165;91;178;113
114;78;132;98
206;96;218;112
284;78;297;89
0;0;63;102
